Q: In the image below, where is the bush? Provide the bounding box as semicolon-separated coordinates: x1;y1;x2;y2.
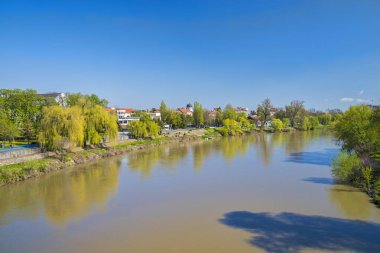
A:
332;152;361;182
374;179;380;203
271;118;285;131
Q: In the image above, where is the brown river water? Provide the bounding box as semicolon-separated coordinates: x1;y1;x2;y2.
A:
1;130;380;253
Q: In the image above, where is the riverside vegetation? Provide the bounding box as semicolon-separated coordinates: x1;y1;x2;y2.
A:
1;89;340;185
332;105;380;205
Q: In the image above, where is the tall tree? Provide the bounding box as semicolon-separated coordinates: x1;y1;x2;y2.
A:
257;98;272;129
160;100;169;124
285;100;305;127
223;104;237;120
193;101;204;128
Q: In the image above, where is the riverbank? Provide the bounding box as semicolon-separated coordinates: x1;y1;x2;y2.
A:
0;126;332;186
0;135;207;186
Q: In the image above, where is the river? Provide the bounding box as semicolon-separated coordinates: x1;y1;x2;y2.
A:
1;130;380;253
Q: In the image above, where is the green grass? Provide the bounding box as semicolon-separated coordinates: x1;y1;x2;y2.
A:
202;128;222;138
114;136;169;149
0;158;54;185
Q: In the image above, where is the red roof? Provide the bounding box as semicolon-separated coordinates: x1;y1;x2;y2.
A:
116;108;134;113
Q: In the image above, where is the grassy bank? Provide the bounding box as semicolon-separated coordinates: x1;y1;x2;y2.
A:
0;136;199;186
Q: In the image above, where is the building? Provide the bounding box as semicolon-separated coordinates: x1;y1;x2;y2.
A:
105;107;138;127
148;109;161;121
234;107;249;116
39;92;67;107
116;108;134;119
270;108;278;117
209;107;221;121
177;107;193;116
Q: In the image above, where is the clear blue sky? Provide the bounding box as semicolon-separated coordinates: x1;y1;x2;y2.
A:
1;0;380;111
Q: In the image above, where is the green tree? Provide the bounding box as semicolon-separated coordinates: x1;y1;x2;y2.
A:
146;121;161;137
84;105;118;145
334;105;373;154
160;101;169;124
223;104;237;120
39;106;85;151
193;101;204;128
332;152;361;183
318;113;332;125
285;100;305;127
257;98;272;129
271;118;285;131
127;121;147;138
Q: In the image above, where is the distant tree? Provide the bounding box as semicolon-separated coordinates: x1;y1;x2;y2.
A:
193;101;204;128
273;108;286;120
84;105;118;145
67;93;108;108
0;89;46;142
271;118;285;131
318;113;332;125
0;113;19;147
285;100;305;127
223;104;237;120
160;101;169;123
257;98;272;129
146;121;160;137
127;121;147;139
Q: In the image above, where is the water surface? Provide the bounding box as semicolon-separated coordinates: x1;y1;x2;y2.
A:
1;130;380;253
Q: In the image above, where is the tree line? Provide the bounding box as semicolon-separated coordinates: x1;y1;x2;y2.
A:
157;98;339;136
0;89;118;151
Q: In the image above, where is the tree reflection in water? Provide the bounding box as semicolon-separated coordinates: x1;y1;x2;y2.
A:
0;159;121;226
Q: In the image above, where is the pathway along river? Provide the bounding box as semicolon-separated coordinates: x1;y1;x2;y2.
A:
1;130;380;253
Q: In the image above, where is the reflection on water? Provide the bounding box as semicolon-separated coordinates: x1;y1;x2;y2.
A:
0;129;333;226
1;129;379;253
327;184;376;220
127;129;331;177
0;159;120;226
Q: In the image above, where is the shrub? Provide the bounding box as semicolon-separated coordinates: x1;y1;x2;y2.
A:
332;152;361;182
271;118;285;131
374;179;380;203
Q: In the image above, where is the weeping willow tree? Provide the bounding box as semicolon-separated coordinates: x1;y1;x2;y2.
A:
39;106;84;151
84;105;118;145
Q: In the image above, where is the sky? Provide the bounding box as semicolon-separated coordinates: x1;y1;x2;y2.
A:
1;0;380;111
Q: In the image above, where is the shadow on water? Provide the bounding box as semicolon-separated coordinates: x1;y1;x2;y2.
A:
302;177;334;185
220;211;380;253
285;148;339;166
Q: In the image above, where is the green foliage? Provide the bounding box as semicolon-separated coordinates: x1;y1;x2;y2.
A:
285;100;305;127
318;113;332;125
361;167;373;194
282;118;290;127
193;101;204;128
309;116;320;129
257;98;272;129
66;93;108;107
160;101;169;123
374;179;380;203
127;121;147;138
84;105;118;145
220;119;244;136
237;116;254;131
223;104;237;120
271;118;285;131
332;152;361;183
334;105;373;154
146;121;161;137
39;106;85;151
0;89;47;142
